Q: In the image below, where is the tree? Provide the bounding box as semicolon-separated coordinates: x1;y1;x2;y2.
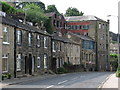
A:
110;54;118;71
16;1;46;12
23;3;48;26
1;2;17;14
45;5;60;15
65;7;84;16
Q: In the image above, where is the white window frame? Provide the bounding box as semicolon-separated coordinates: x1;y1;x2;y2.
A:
17;30;22;44
37;57;41;68
99;23;101;29
37;35;40;47
44;54;47;68
28;33;32;46
44;37;47;48
2;54;8;73
3;27;9;44
16;54;22;71
52;41;56;52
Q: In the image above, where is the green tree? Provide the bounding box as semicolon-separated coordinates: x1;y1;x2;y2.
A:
23;3;48;26
110;54;118;71
44;18;53;34
1;2;17;14
45;5;60;15
65;7;84;16
16;1;46;12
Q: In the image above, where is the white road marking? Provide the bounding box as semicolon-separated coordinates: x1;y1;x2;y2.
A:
58;80;68;85
71;77;78;80
46;85;54;88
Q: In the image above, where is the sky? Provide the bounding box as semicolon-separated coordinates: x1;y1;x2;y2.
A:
41;0;120;34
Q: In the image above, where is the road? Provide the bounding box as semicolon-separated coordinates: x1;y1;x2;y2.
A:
3;72;113;89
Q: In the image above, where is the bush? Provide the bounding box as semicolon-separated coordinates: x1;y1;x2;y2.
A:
2;73;12;80
116;67;120;77
57;67;68;74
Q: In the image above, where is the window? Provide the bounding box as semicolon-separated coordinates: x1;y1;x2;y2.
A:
99;23;101;29
3;27;9;43
102;24;105;29
44;37;47;48
58;42;61;51
57;21;59;27
17;30;22;44
28;33;32;46
37;57;41;68
52;41;56;52
16;54;22;71
83;25;89;30
53;20;56;26
44;54;47;68
2;54;8;72
79;25;82;29
37;35;40;47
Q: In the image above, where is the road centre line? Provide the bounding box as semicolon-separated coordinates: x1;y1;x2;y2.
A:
46;85;54;88
58;80;68;85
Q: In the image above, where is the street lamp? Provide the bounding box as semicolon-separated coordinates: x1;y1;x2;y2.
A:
107;12;120;67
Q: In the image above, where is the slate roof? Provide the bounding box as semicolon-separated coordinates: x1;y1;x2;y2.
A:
45;12;55;17
52;34;80;45
65;15;106;22
67;32;94;41
1;16;51;36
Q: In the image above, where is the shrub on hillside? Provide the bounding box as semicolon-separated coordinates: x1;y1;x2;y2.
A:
116;66;120;77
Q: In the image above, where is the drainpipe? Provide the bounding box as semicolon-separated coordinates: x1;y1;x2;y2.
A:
14;24;17;78
95;21;98;71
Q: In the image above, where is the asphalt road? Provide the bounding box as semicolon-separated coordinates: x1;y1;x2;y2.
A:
4;72;113;89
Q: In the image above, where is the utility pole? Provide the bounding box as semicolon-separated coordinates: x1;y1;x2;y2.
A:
118;1;120;67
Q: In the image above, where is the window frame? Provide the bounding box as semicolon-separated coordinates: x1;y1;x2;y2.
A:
3;27;9;44
17;30;22;45
28;33;32;46
44;37;47;48
2;54;8;73
16;53;22;71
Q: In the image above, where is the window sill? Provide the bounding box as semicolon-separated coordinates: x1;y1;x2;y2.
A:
53;50;56;52
17;69;21;72
2;71;8;73
44;66;47;69
3;42;10;45
37;66;40;68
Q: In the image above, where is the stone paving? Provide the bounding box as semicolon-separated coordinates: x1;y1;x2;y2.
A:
102;73;119;89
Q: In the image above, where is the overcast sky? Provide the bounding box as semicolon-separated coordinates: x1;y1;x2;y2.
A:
41;0;120;34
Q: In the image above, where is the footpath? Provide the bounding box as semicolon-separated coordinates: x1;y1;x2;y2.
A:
100;73;119;90
0;74;56;88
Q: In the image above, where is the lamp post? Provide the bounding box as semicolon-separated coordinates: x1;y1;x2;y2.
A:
107;1;120;67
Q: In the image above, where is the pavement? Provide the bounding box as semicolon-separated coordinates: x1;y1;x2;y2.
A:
100;73;119;89
0;74;56;88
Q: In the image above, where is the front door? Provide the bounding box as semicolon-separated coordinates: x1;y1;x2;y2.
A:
51;58;56;72
25;56;29;74
29;54;32;75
